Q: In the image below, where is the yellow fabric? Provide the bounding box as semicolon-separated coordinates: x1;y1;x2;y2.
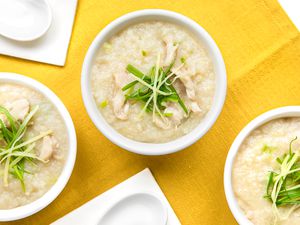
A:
0;0;299;224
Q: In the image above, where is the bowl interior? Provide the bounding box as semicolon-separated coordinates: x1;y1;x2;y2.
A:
0;73;76;221
224;106;300;225
82;9;226;155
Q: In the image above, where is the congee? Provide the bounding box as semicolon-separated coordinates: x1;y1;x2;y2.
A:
91;22;215;143
0;83;68;209
233;117;300;225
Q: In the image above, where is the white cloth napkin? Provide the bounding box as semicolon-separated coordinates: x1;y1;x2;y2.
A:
278;0;300;31
51;168;181;225
0;0;77;66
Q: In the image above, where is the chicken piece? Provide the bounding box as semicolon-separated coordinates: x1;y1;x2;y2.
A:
5;99;29;122
112;90;130;120
163;39;178;66
153;116;171;130
177;73;196;100
164;103;185;126
172;68;196;100
39;136;58;161
112;73;133;120
189;101;202;113
172;68;203;114
0;98;30;127
153;103;185;129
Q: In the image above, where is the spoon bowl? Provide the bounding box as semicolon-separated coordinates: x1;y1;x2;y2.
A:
98;193;168;225
0;0;52;41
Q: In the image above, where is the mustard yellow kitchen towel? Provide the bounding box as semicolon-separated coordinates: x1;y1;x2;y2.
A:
0;0;299;224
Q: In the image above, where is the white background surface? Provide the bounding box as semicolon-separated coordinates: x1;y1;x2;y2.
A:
51;169;181;225
0;0;77;66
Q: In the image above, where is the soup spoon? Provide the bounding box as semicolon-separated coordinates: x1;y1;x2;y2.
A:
0;0;52;41
98;193;168;225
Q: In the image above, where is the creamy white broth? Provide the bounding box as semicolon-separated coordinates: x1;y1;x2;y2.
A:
91;21;215;143
0;84;68;209
233;117;300;225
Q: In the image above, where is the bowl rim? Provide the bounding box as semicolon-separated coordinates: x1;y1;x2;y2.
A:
224;106;300;225
81;9;227;155
0;72;77;221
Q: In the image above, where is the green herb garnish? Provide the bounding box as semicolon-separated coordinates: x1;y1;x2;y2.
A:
164;113;173;117
122;54;188;123
262;144;277;153
100;100;108;108
180;57;186;64
264;137;300;223
142;50;147;56
0;105;52;191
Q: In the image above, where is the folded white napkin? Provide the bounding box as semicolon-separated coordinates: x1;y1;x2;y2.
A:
278;0;300;31
0;0;77;66
51;168;181;225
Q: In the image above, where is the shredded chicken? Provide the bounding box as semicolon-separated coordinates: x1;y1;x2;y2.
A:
153;102;185;129
172;69;202;113
112;72;133;120
39;136;58;161
0;98;30;127
112;90;130;120
189;101;202;113
5;99;29;122
153;116;171;130
173;68;196;100
164;103;185;126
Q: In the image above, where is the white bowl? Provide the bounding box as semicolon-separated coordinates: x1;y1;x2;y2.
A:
0;72;77;221
224;106;300;225
81;9;227;155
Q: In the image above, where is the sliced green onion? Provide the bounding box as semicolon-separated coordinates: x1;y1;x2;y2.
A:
100;100;108;108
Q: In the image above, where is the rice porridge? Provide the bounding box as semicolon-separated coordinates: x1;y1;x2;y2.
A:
0;84;68;209
91;21;215;143
233;118;300;225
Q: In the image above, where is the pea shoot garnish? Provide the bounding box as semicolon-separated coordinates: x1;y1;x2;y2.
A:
0;105;52;191
122;54;188;123
265;137;300;223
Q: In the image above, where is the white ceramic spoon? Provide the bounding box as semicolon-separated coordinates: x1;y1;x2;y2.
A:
98;193;168;225
0;0;52;41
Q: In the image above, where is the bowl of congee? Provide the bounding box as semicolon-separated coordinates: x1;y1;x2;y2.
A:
81;9;226;155
0;73;76;221
224;106;300;225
